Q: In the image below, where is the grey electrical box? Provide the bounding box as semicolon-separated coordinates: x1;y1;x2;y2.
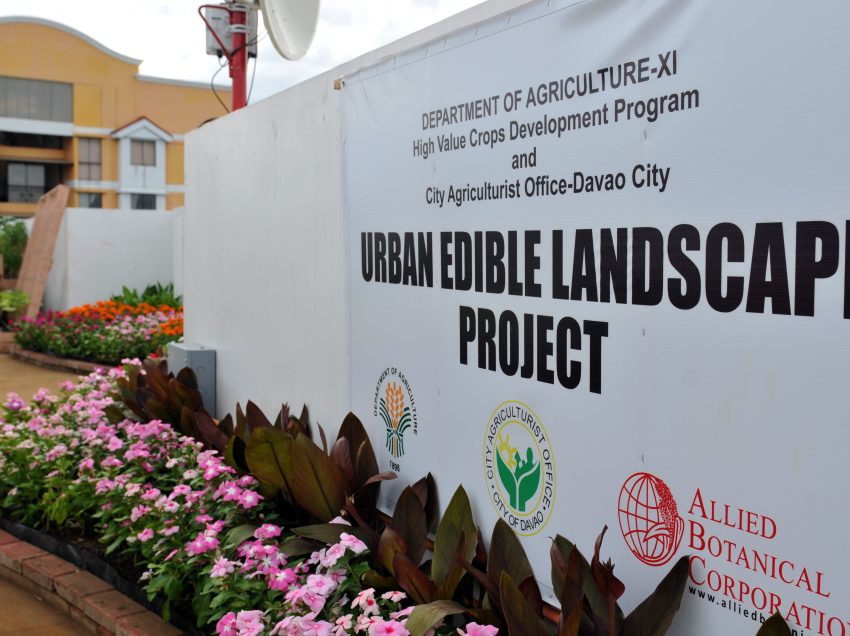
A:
168;342;217;416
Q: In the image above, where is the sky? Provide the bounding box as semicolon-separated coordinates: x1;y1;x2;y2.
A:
0;0;483;108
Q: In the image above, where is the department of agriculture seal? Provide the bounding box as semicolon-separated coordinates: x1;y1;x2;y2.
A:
483;400;555;536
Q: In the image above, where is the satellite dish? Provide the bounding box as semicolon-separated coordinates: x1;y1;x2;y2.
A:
258;0;321;61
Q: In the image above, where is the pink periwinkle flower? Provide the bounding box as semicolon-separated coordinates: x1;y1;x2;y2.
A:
267;567;296;592
211;557;236;578
216;612;238;636
237;490;262;509
137;528;154;542
339;532;368;554
78;458;95;472
369;619;410;636
381;591;407;603
457;624;499;636
254;523;282;540
235;610;266;636
352;588;379;616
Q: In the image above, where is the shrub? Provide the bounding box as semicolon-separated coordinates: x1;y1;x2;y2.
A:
0;289;27;330
111;283;182;309
0;218;27;278
12;300;182;364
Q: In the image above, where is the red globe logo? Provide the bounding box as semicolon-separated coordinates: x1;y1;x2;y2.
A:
618;472;684;566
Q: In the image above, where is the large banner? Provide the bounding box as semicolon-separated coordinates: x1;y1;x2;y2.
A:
342;1;850;633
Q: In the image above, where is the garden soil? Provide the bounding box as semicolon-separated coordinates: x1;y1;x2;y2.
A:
0;354;78;401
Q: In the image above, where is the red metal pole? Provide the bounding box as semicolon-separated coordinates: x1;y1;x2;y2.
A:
229;6;247;110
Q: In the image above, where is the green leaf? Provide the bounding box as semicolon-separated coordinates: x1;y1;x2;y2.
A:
622;556;690;636
224;524;257;550
489;519;533;604
755;613;793;636
405;600;467;636
294;523;364;545
244;426;294;496
432;486;477;586
279;535;320;557
289;432;347;521
499;572;553;636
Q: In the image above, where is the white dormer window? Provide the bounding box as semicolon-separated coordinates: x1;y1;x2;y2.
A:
112;117;171;210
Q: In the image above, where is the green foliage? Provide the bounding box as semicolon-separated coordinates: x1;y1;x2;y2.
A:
0;289;27;330
0;219;27;278
110;282;182;309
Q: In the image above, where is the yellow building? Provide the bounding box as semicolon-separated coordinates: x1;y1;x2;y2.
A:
0;16;231;216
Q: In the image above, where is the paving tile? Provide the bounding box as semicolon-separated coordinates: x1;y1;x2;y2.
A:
54;569;112;607
0;576;79;634
82;589;147;632
22;554;77;590
116;611;184;636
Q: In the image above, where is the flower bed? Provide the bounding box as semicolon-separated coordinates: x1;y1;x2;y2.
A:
0;363;790;636
0;366;486;635
12;300;182;365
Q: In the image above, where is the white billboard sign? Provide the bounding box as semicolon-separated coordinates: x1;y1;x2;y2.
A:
343;1;850;633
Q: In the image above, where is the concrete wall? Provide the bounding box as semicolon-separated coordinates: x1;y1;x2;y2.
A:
184;0;532;422
44;208;179;311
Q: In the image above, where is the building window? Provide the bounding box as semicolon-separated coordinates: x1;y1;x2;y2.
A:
78;192;102;208
0;76;72;122
78;138;102;180
7;163;45;203
130;193;156;210
130;140;156;166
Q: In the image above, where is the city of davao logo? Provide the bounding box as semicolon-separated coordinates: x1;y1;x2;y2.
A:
379;382;411;458
372;367;417;465
484;401;555;536
618;472;685;566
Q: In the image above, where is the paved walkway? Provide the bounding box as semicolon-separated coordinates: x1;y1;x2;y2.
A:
0;355;81;633
0;353;79;401
0;577;79;635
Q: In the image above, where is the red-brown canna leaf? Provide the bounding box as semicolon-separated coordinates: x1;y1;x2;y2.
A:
754;613;793;636
392;486;427;565
244;426;294;497
500;572;554;636
393;553;436;605
193;408;228;452
246;400;273;431
378;526;408;575
432;486;477;587
591;526;625;634
289;432;347;521
621;556;689;636
559;595;584;636
331;437;356;486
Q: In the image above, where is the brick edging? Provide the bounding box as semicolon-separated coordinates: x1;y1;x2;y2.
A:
0;529;181;635
10;344;113;374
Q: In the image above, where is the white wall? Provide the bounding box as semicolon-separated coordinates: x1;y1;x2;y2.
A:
184;0;533;422
43;208;178;311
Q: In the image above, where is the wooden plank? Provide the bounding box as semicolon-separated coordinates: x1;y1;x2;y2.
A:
15;184;69;320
